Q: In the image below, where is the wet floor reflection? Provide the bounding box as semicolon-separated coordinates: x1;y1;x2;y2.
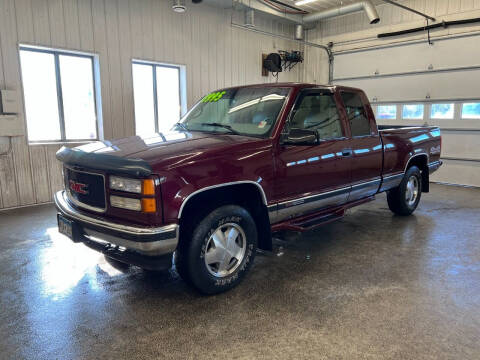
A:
40;227;124;299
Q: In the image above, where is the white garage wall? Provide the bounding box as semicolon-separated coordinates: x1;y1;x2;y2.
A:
0;0;303;210
305;0;480;187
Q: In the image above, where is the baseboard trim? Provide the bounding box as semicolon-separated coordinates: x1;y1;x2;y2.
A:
0;201;53;212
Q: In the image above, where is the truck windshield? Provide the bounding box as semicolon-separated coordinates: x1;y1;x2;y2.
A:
179;87;290;137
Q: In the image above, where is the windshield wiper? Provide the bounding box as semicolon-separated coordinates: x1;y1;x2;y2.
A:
200;122;240;135
173;122;189;131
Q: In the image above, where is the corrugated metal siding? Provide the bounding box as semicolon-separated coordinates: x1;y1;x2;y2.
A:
0;0;302;210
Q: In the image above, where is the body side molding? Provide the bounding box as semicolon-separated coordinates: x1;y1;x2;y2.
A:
177;181;268;218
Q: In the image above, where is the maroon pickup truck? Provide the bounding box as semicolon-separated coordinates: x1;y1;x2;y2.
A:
55;83;442;294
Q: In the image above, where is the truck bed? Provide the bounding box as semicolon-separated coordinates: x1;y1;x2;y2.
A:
378;125;441;180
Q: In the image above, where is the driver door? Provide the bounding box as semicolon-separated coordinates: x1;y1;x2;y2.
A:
272;89;352;222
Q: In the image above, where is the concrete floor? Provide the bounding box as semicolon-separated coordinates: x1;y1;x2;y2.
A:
0;184;479;360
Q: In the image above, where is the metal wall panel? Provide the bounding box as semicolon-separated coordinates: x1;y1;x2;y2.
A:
334;67;480;103
321;0;480;38
333;35;480;81
0;0;302;209
311;0;480;187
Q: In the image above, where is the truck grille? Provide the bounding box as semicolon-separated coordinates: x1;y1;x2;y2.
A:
65;167;106;212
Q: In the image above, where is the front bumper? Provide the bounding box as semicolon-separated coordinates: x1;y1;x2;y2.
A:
54;190;179;269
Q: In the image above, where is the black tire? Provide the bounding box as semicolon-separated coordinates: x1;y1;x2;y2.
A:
387;165;422;216
175;205;257;295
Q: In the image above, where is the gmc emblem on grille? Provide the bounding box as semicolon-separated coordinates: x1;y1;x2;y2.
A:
69;180;89;195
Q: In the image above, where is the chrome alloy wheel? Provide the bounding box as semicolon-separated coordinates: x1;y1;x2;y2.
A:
204;223;247;278
405;175;419;207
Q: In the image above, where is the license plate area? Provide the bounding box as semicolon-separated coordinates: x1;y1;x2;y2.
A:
57;214;82;242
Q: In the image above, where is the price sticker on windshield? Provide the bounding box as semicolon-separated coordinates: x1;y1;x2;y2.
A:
202;91;226;103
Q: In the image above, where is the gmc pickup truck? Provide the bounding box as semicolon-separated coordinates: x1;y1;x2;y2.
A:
55;83;442;294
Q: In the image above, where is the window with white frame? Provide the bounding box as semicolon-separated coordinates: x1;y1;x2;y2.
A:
19;46;99;142
376;105;397;120
461;103;480;119
132;61;184;136
430;103;454;119
402;104;424;119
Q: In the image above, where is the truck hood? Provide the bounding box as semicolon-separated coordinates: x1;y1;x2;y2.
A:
74;131;262;170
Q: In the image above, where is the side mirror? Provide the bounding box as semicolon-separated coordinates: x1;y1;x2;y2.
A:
282;128;318;146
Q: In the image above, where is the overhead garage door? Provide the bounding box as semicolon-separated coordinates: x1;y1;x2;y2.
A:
332;33;480;187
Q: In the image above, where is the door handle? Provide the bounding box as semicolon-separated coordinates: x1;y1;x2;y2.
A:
342;149;353;157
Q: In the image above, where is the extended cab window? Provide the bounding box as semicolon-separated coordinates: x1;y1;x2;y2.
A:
290;92;343;140
181;87;290;137
340;91;372;137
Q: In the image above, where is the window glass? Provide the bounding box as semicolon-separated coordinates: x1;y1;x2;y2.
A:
156;66;180;133
132;63;156;136
430;103;454;119
340;91;371;137
402;104;424;119
132;62;183;136
290;93;343;140
19;47;99;143
19;50;61;141
461;103;480;119
377;105;396;120
182;87;289;137
59;55;97;139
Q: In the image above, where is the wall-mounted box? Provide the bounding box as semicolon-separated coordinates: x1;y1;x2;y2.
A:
0;90;19;114
0;115;24;136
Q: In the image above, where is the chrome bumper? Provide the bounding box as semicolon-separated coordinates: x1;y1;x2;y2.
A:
54;190;178;257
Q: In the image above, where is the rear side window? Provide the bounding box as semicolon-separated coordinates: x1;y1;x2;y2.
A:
340;91;371;137
290;92;343;140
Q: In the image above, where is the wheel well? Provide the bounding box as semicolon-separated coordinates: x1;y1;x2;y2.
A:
179;184;272;251
406;154;429;193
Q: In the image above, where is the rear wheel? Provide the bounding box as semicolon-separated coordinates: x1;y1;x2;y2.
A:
387;165;422;216
175;205;257;294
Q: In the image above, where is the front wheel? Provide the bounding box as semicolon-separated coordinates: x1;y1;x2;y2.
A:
387;165;422;216
175;205;257;295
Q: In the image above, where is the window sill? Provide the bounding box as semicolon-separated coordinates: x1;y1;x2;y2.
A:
28;140;98;146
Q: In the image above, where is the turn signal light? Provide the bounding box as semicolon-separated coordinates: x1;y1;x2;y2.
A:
142;198;157;213
142;179;155;195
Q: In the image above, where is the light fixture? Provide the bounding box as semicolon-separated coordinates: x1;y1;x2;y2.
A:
295;0;318;5
172;0;186;13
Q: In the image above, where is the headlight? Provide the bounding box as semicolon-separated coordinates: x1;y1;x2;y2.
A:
109;176;142;193
109;176;156;195
110;196;142;211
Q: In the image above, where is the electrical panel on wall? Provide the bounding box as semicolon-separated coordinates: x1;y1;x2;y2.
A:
0;115;23;136
0;89;23;137
0;90;19;114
